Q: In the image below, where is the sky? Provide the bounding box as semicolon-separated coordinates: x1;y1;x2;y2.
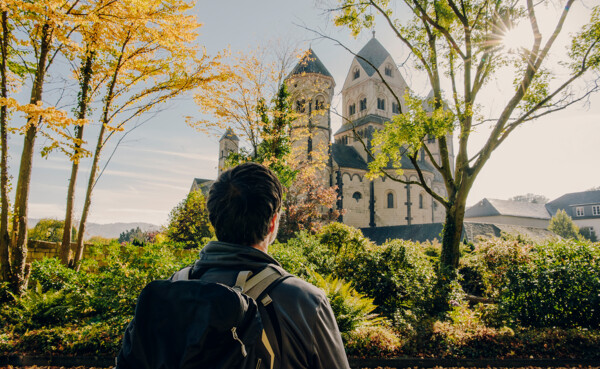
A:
16;0;600;227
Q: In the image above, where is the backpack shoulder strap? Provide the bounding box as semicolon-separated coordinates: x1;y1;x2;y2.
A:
236;265;289;301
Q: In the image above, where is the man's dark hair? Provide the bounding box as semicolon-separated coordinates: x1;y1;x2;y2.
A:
207;162;283;246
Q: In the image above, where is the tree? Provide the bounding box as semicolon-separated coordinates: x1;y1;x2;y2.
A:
166;190;214;249
0;0;86;294
65;0;227;269
191;43;298;154
333;0;600;307
278;166;341;241
28;219;76;243
508;193;549;204
548;209;581;239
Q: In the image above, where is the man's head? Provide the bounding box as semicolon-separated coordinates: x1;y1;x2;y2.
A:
207;162;283;246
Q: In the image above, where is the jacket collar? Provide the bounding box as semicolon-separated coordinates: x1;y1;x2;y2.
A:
196;240;282;270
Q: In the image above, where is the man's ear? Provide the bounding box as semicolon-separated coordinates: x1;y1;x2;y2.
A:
269;213;278;233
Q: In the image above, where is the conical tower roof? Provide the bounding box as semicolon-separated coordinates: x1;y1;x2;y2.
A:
355;37;392;76
220;128;239;141
289;48;333;78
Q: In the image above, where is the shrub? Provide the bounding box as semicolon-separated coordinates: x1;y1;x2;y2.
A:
309;271;386;336
166;189;214;249
500;239;600;328
30;257;81;292
459;238;533;298
269;240;310;277
28;218;77;243
335;239;437;323
344;325;401;358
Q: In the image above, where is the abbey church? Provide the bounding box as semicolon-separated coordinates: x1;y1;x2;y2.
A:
200;37;455;234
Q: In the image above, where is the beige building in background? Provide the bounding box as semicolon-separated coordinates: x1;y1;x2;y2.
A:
285;37;453;229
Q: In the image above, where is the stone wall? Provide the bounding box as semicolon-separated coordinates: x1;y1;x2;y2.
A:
26;240;96;264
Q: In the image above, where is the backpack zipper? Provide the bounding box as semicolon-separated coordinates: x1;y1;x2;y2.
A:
231;327;247;357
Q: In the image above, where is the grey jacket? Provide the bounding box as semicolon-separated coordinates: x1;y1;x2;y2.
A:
188;241;350;369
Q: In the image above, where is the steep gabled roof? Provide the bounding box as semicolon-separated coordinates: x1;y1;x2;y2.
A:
335;114;387;135
466;198;551;220
355;37;392;77
332;144;368;170
289;48;333;78
220;128;239;141
546;190;600;215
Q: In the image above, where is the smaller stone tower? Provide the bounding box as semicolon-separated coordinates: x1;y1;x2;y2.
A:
286;49;335;184
218;128;239;176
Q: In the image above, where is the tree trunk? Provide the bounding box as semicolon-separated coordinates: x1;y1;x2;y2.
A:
73;46;122;270
435;190;468;312
74;121;106;270
10;23;52;294
60;50;94;268
0;10;10;284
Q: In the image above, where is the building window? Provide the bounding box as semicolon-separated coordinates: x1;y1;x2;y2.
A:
377;98;385;110
385;65;392;77
352;191;362;202
419;194;424;209
575;207;585;217
296;99;305;113
360;98;367;111
593;205;600;216
392;102;400;114
427;135;436;143
387;193;394;208
349;103;356;116
353;67;360;80
315;98;324;110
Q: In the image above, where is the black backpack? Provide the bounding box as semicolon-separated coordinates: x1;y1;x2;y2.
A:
116;265;288;369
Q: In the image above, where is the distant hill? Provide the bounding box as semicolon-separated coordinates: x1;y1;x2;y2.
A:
29;219;161;240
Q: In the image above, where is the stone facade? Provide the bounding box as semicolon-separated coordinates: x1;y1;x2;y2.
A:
285;38;450;229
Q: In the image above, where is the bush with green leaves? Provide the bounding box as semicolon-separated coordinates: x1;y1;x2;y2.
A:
28;218;76;243
548;209;581;239
459;237;533;299
500;239;600;328
308;271;387;336
166;189;215;249
335;239;437;324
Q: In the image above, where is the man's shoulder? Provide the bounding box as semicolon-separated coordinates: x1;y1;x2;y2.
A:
272;273;327;305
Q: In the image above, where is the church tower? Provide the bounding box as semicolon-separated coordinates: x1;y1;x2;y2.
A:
218;128;239;176
286;49;335;184
334;36;409;158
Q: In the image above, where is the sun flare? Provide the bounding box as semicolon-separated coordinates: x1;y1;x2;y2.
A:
502;22;533;52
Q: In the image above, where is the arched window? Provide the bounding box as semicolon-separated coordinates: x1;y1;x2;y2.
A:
377;97;385;110
353;67;360;80
419;194;424;209
352;191;362;202
387;192;394;208
349;103;356;116
359;98;367;111
392;102;401;114
315;97;324;110
296;99;305;113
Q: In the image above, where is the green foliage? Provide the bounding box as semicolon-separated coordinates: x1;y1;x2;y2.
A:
500;240;600;329
548;209;581;239
369;92;455;179
0;242;198;356
166;190;214;249
118;227;157;246
580;227;599;242
309;271;385;336
336;239;437;324
344;325;401;358
459;238;533;298
28;218;76;243
226;82;297;188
